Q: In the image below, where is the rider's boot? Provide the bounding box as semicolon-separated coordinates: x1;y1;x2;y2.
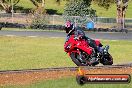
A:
90;52;99;65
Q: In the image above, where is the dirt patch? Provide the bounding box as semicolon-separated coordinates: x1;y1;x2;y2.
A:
0;70;77;86
0;67;132;86
83;67;132;74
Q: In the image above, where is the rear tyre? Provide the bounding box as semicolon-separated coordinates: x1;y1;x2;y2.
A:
101;53;113;65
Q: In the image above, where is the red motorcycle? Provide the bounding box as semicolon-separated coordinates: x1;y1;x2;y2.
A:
64;32;113;66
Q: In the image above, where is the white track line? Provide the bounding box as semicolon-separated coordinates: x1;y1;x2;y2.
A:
27;36;38;38
5;35;16;37
50;37;62;38
111;40;118;41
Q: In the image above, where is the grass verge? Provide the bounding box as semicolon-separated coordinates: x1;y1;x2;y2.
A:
0;36;132;70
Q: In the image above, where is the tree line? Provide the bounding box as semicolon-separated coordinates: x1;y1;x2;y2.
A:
0;0;130;29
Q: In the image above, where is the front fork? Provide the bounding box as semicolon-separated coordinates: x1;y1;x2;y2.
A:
77;49;85;63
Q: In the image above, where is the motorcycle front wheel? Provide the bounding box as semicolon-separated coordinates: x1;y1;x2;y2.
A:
70;52;89;66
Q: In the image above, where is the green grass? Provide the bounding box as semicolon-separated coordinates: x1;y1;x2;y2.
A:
16;0;66;14
45;0;66;14
0;36;132;70
102;40;132;64
3;77;132;88
15;0;132;17
16;0;35;9
91;1;132;18
0;36;73;70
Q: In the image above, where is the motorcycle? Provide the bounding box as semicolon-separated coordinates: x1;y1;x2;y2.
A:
64;30;113;66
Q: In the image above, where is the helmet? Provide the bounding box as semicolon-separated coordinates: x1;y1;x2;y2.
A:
65;20;73;33
65;20;71;28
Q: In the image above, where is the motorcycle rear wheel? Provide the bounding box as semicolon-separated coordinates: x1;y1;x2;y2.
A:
101;53;113;65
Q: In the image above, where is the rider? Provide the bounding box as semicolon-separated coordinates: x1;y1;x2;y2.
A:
64;20;102;53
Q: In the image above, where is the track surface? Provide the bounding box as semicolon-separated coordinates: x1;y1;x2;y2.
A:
0;62;132;73
0;30;132;40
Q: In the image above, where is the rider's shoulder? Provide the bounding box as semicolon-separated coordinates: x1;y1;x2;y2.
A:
76;26;83;31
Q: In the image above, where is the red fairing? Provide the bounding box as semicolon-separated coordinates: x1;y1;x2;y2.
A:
64;35;93;56
95;39;101;46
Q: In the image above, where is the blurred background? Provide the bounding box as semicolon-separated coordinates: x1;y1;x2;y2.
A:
0;0;132;31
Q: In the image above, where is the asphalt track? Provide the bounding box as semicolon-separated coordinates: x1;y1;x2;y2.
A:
0;30;132;40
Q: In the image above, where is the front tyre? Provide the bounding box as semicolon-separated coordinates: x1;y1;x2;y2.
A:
70;52;89;66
